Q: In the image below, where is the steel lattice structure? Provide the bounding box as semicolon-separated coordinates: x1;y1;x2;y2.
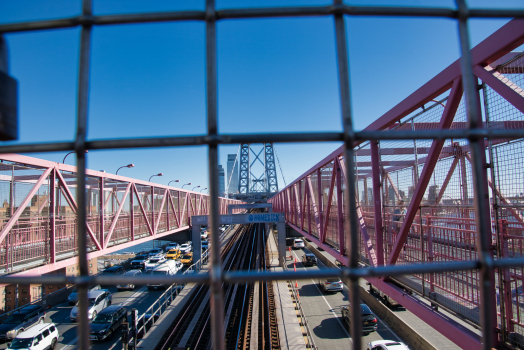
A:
0;2;524;350
0;153;242;277
236;143;279;201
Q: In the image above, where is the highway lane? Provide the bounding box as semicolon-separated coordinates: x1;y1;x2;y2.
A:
0;284;169;350
289;248;402;350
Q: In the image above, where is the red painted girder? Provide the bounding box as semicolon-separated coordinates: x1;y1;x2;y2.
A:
387;77;463;266
154;188;168;234
55;169;102;251
104;182;132;247
363;19;524;133
339;157;378;267
132;183;154;236
370;141;384;266
322;159;337;239
276;19;524;196
366;277;481;349
474;65;524;116
4;225;191;281
167;191;181;228
307;177;322;240
436;157;460;204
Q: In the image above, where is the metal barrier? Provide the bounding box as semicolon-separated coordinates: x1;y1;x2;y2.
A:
1;3;524;350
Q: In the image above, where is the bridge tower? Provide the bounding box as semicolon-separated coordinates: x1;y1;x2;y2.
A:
236;143;279;202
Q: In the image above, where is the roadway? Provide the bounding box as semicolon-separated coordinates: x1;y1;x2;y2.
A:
0;282;174;350
288;248;401;349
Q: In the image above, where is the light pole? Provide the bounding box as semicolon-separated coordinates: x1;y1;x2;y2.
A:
149;173;163;182
200;188;208;193
63;150;88;163
182;183;192;189
192;185;201;191
116;164;134;175
168;180;180;187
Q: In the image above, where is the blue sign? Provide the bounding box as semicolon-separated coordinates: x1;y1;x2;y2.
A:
248;213;281;223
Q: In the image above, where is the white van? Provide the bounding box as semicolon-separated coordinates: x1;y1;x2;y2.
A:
7;323;58;350
147;260;182;290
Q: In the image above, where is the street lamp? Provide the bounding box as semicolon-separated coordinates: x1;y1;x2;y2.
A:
182;183;192;189
116;164;134;175
149;173;163;182
168;180;180;187
63;150;88;163
192;185;201;191
200;188;208;193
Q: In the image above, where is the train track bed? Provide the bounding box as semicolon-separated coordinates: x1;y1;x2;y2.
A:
154;218;281;350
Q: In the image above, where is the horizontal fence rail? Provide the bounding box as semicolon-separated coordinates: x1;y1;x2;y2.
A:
1;2;524;350
0;154;243;276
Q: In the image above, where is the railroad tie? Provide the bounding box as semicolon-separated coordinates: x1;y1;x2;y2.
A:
177;290;212;347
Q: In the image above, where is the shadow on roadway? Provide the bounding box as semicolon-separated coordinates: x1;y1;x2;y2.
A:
312;316;348;340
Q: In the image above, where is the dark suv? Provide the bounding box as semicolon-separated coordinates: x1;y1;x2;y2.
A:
302;253;317;266
89;305;127;341
0;305;45;342
341;303;378;334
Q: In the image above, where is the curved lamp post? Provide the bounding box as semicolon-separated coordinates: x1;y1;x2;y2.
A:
63;150;88;163
168;180;180;187
116;163;134;175
182;183;192;189
192;185;201;191
149;173;163;182
200;188;208;193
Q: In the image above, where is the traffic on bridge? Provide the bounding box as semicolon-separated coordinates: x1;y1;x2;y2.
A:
0;2;523;350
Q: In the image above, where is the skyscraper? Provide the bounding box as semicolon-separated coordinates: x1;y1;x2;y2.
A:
227;154;239;195
218;165;225;196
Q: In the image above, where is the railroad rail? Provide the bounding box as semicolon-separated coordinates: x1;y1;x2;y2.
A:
155;220;279;350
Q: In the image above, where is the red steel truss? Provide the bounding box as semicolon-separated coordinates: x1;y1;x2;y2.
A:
269;18;524;348
0;153;242;277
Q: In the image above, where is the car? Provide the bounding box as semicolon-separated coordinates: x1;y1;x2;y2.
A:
302;253;317;266
7;323;58;350
318;277;344;293
68;285;101;306
293;239;305;249
144;256;167;271
0;305;46;342
101;266;125;276
148;248;163;257
181;252;193;266
146;261;182;289
130;254;150;270
342;304;378;334
201;241;209;251
117;270;142;291
179;243;192;254
335;259;344;268
367;340;409;350
165;249;181;260
201;231;208;240
70;290;112;322
89;305;127;341
166;242;180;250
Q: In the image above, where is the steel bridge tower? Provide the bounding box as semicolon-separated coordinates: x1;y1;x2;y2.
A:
236;143;279;201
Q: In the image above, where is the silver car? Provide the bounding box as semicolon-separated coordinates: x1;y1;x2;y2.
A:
70;290;112;322
117;270;142;291
318;277;344;293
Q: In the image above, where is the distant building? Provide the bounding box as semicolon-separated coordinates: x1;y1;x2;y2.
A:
218;165;225;196
227;154;239;195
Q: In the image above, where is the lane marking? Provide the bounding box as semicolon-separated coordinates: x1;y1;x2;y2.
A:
291;250;351;340
59;286;148;348
60;336;78;350
298;248;402;343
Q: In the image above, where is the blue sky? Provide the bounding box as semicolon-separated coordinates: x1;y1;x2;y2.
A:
0;0;522;191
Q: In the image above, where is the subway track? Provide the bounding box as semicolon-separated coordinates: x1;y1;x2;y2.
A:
155;219;279;350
